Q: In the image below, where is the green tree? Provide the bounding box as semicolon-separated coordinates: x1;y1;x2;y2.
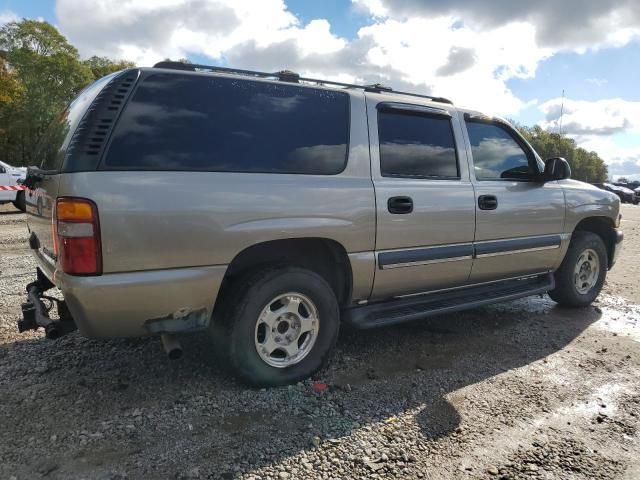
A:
0;57;26;163
0;20;94;165
83;55;135;80
518;124;608;183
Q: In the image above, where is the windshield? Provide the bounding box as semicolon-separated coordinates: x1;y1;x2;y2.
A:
38;72;119;171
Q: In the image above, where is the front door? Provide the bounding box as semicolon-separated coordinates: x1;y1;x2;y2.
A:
462;117;566;283
367;95;476;300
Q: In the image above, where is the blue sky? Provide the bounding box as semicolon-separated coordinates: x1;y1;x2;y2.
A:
2;0;640;179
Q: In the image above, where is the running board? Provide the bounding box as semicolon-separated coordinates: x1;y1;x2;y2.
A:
343;273;554;329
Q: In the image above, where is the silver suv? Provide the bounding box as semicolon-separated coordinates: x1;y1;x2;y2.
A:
18;62;623;386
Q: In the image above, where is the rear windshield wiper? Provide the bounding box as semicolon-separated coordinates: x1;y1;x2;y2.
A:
20;167;58;189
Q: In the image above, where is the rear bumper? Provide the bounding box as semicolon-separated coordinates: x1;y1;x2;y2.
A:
610;228;624;268
32;252;227;338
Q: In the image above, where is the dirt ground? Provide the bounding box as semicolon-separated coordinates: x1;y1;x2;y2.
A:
1;203;639;480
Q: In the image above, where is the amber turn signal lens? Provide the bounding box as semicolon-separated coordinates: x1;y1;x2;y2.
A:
56;199;94;222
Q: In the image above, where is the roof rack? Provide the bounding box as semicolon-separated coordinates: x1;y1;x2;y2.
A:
153;61;453;105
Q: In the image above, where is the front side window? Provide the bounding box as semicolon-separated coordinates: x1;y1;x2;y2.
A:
378;109;459;179
102;74;350;174
466;121;536;181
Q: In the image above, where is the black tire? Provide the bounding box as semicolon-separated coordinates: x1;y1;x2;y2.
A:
217;267;340;387
548;231;607;307
12;191;25;212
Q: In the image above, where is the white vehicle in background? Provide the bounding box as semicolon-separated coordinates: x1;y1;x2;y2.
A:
0;160;27;211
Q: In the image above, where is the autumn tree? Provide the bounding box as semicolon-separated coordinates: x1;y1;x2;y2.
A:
83;55;135;79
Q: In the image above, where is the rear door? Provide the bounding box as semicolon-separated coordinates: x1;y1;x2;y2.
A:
367;95;476;299
462;116;566;282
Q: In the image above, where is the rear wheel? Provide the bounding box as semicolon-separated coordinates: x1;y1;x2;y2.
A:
548;231;607;307
12;191;25;212
217;267;340;386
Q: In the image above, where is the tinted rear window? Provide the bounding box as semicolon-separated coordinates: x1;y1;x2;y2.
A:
39;73;117;171
102;74;350;174
378;110;459;179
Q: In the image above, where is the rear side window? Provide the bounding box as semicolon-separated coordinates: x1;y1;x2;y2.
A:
39;73;117;171
378;110;459;179
102;74;350;174
466;121;535;181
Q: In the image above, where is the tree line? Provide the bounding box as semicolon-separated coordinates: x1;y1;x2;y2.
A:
0;19;609;182
0;20;133;166
518;125;608;182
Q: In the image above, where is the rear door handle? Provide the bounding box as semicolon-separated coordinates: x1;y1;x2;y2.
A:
478;195;498;210
388;196;413;214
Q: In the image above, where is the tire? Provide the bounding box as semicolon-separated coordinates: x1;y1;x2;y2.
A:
12;191;25;212
548;231;607;307
217;267;340;387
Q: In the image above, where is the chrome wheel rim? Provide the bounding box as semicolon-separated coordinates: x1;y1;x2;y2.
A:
254;292;319;368
573;248;600;294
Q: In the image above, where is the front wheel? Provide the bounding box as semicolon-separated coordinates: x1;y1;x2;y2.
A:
220;267;340;387
548;231;607;307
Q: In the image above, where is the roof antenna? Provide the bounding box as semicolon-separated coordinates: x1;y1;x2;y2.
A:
558;89;565;135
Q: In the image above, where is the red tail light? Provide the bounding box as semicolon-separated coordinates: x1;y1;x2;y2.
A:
56;198;102;275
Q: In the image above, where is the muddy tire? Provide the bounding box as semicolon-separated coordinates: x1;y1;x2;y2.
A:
548;231;607;307
12;191;25;212
218;267;340;387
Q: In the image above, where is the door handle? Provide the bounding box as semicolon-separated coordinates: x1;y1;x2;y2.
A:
478;195;498;210
388;196;413;214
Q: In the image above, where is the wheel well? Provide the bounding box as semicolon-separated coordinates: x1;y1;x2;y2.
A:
573;217;616;268
219;238;353;307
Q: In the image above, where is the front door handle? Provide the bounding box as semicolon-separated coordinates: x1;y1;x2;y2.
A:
388;196;413;214
478;195;498;210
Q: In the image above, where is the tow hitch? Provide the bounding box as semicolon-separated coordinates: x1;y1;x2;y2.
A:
17;269;77;339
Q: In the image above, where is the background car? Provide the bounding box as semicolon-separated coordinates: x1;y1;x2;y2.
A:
594;182;636;204
613;181;640;204
0;160;27;211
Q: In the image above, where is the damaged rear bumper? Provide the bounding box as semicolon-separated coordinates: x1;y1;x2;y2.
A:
53;264;227;338
17;269;77;339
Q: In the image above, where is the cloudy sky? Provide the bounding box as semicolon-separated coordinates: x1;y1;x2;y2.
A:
2;0;639;179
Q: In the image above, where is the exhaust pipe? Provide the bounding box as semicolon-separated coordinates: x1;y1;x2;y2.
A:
160;333;183;360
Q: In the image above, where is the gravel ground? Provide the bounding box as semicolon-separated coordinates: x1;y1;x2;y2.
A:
1;203;639;480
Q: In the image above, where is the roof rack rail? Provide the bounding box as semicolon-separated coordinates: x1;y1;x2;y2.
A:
152;61;453;105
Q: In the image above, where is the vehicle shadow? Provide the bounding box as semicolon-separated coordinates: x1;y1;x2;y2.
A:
0;209;23;215
0;295;600;479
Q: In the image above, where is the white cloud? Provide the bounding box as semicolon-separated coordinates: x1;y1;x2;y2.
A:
0;9;19;25
586;78;608;87
352;0;640;50
580;136;640;179
537;98;640;177
55;0;341;66
352;17;552;114
538;98;640;136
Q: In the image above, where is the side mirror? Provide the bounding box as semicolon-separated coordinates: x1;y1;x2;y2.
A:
0;166;6;174
543;157;571;181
